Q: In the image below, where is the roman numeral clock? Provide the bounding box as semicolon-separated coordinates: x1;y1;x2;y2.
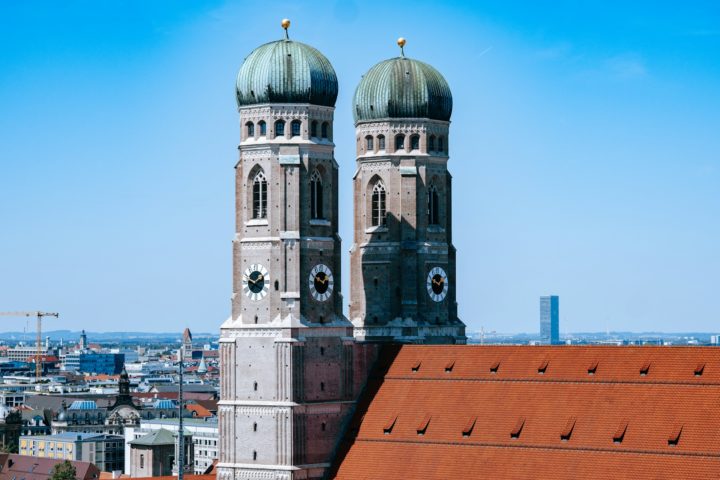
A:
309;263;334;302
426;266;449;303
242;264;269;301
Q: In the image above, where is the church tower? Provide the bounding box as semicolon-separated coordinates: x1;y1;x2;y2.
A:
218;21;354;480
349;39;466;344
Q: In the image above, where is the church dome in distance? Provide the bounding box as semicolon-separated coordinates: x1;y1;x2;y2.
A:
236;21;338;108
353;42;452;123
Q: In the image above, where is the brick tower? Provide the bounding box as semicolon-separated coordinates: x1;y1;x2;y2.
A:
348;39;466;344
217;21;355;480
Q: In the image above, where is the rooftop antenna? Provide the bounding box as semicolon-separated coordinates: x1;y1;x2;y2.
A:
281;18;290;40
397;37;406;57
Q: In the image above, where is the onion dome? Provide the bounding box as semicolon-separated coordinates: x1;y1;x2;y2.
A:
235;20;338;108
353;39;452;122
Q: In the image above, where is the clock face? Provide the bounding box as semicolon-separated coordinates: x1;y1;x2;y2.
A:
242;264;269;301
426;266;449;302
309;264;334;302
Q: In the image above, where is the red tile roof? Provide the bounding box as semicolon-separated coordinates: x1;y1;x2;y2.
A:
331;345;720;479
0;454;101;480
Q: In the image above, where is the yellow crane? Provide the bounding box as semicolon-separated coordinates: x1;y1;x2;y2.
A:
0;311;59;380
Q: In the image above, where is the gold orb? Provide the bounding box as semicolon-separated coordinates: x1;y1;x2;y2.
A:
397;37;406;48
281;18;291;29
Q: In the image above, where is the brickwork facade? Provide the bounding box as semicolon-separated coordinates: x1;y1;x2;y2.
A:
348;120;465;343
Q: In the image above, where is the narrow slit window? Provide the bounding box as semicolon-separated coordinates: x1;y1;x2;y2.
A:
371;181;387;227
383;415;397;434
445;360;455;373
668;425;683;446
416;415;431;436
252;170;268;219
560;416;576;442
490;361;500;374
462;417;477;437
310;170;324;219
613;420;628;444
695;363;705;376
640;362;651;376
511;417;525;439
427;185;439;225
588;360;599;375
411;360;421;372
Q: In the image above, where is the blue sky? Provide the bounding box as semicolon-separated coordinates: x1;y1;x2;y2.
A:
1;1;718;334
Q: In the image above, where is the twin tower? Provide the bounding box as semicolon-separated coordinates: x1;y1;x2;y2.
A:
218;21;465;480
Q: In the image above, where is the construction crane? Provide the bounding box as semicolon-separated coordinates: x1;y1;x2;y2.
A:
0;311;59;380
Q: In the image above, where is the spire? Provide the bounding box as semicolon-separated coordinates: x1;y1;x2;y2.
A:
281;18;291;40
397;37;406;57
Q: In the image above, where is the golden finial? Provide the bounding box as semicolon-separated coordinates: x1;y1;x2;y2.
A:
397;37;406;57
281;18;291;39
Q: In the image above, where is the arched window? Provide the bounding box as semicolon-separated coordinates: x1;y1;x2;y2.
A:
428;135;436;152
274;120;285;138
291;120;301;137
371;182;387;227
246;122;254;138
252;170;268;219
438;136;444;153
427;185;439;225
321;122;329;139
365;135;374;152
377;135;385;151
410;135;420;150
310;120;318;137
395;134;405;152
310;170;324;219
258;121;266;136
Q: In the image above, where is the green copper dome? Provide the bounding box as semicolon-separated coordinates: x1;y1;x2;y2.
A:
353;57;452;122
236;39;338;108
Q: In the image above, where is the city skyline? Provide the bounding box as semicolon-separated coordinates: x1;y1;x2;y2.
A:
1;1;719;333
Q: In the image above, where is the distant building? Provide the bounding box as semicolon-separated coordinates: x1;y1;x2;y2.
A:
182;329;193;360
4;345;52;362
540;295;560;344
63;352;124;375
19;432;124;472
128;428;192;478
124;418;218;475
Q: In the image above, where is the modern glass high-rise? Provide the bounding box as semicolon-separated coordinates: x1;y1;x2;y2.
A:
540;295;560;344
